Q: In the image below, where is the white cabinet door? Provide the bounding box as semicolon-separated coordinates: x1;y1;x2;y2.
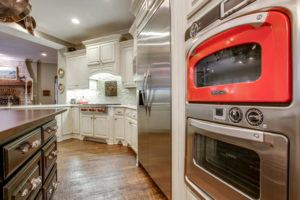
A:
100;42;115;63
86;45;100;65
80;115;94;136
125;119;132;144
131;122;138;152
62;109;73;135
66;54;89;89
71;108;80;134
114;117;125;140
121;44;135;88
94;116;108;139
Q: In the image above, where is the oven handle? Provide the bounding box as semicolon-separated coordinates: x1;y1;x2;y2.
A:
186;12;269;56
190;119;264;142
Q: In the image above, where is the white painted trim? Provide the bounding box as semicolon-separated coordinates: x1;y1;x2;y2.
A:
82;34;122;46
170;0;189;199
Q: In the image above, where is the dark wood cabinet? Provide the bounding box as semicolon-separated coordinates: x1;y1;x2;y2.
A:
42;137;57;183
3;129;42;179
42;165;57;200
3;153;42;200
42;121;57;144
1;118;58;200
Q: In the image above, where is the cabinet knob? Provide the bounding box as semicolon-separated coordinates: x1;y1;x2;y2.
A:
21;188;29;197
30;176;42;190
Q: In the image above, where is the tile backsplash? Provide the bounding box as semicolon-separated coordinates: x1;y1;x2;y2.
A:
66;73;137;105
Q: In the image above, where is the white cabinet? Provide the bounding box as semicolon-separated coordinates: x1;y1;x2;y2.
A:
71;108;80;134
100;42;115;64
120;40;135;88
114;116;125;141
124;109;138;153
62;108;73;135
131;122;137;152
94;116;109;139
86;46;100;65
80;115;94;136
65;50;89;89
83;35;121;75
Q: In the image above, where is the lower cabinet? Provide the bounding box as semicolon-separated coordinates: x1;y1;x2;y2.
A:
71;108;80;134
42;164;57;200
114;116;125;142
124;109;138;153
94;116;108;139
80;115;94;136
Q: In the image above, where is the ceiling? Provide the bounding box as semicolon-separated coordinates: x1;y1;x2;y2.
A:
31;0;135;44
0;32;57;63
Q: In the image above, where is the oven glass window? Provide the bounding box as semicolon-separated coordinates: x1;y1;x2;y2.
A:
195;43;261;87
194;134;260;199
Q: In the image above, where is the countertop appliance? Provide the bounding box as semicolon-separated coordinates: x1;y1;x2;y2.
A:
185;0;299;199
137;0;171;199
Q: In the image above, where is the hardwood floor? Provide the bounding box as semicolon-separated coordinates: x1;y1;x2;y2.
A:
53;139;167;200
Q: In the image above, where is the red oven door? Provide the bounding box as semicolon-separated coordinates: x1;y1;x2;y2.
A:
187;11;291;103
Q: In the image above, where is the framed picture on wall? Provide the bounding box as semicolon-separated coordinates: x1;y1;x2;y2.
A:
0;67;17;80
105;81;117;96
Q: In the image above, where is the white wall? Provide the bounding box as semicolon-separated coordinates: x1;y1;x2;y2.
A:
66;73;136;105
38;63;57;104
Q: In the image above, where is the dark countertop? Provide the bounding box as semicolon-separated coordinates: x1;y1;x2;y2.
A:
0;108;66;145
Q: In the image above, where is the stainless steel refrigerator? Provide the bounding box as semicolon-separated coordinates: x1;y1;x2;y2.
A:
136;0;171;199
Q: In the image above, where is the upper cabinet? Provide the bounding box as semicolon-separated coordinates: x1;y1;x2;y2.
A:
83;34;121;75
86;46;100;65
120;40;135;88
65;50;89;89
100;42;115;64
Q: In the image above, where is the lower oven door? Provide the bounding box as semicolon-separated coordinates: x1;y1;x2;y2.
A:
185;118;288;200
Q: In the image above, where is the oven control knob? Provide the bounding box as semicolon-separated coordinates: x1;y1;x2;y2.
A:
229;107;243;123
246;108;264;126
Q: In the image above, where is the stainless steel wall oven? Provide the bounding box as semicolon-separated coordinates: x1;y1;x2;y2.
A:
185;0;300;199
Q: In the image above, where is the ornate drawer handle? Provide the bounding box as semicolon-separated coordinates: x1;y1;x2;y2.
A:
20;140;41;153
30;176;42;190
52;182;58;189
46;126;58;133
21;188;29;197
48;188;53;195
20;176;42;197
48;150;59;160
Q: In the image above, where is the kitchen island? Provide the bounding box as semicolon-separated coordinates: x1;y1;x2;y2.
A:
0;108;66;200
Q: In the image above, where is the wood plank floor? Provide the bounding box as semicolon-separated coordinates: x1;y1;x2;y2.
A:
53;139;167;200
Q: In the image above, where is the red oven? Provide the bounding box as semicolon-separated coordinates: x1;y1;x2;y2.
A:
187;11;291;103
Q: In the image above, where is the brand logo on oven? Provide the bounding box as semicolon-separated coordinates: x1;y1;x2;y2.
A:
211;90;227;95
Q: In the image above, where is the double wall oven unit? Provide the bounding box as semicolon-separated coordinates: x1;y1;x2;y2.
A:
185;0;300;200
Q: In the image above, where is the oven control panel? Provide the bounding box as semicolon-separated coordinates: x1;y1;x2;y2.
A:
213;107;264;126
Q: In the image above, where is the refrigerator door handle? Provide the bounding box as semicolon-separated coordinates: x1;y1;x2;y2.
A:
142;71;149;115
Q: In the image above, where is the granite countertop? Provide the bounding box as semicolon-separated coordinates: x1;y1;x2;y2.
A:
0;108;66;145
0;104;137;110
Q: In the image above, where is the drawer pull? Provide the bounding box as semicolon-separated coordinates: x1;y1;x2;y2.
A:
52;182;58;189
30;176;42;190
46;126;58;134
19;140;41;154
51;150;59;156
21;188;29;197
48;188;53;195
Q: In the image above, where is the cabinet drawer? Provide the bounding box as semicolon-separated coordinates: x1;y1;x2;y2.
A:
3;153;42;200
125;109;137;120
42;137;57;182
3;129;42;179
42;120;57;144
43;164;58;200
114;108;125;116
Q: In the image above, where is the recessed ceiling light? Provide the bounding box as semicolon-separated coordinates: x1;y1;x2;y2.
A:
41;52;47;57
71;18;80;25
